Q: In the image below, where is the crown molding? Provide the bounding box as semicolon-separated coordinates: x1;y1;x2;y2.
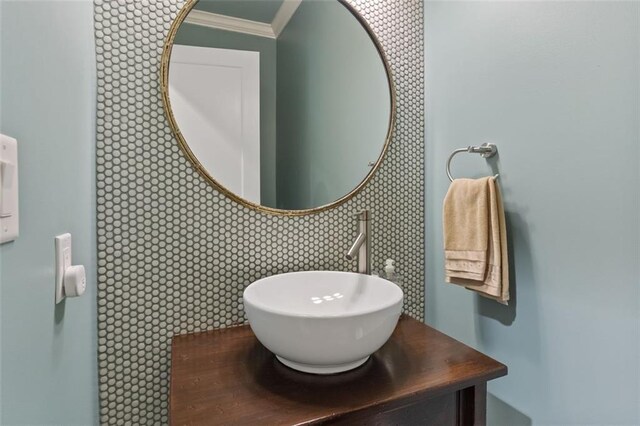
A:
271;0;302;37
184;9;276;39
183;1;301;40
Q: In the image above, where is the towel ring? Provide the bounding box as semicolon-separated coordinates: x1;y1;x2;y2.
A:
446;143;499;182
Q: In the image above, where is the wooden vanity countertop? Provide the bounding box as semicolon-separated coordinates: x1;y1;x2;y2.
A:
170;314;507;425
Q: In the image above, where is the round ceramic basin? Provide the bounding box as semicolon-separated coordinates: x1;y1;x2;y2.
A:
243;271;403;374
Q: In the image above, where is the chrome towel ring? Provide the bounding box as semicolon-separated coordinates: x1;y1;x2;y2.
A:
446;143;498;182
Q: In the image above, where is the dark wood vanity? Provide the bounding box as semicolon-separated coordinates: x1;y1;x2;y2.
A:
170;315;506;425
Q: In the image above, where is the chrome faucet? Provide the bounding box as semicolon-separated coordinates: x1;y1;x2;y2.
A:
345;210;371;275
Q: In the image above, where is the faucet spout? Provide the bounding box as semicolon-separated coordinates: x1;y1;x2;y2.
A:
345;210;371;274
346;232;366;261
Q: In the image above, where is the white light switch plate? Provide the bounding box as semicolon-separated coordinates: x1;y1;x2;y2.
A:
0;134;19;244
55;233;72;304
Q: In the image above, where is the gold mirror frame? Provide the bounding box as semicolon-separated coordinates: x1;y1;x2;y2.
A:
160;0;397;216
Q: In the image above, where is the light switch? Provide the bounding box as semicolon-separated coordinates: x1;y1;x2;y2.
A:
55;233;86;303
0;134;19;244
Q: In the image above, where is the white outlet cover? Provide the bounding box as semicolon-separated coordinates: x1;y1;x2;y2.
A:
0;134;19;244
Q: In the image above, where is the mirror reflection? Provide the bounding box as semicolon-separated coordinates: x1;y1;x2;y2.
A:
167;0;393;211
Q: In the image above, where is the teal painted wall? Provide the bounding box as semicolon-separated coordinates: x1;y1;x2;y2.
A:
0;1;98;424
275;0;390;210
174;24;278;207
425;1;639;424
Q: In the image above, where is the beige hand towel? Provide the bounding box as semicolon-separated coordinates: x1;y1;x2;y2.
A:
443;177;509;304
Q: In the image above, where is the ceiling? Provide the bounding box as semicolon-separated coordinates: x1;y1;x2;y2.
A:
194;0;285;24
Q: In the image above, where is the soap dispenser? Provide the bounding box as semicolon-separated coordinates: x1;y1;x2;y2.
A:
381;258;403;286
384;259;396;279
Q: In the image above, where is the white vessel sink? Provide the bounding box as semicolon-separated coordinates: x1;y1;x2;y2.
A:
243;271;403;374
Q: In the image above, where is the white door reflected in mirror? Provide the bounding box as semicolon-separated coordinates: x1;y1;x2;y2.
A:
169;45;261;204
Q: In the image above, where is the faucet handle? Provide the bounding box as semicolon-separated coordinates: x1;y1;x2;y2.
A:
354;210;370;221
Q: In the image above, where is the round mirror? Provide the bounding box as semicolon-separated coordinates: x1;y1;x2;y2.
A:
162;0;395;214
